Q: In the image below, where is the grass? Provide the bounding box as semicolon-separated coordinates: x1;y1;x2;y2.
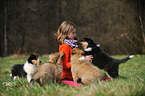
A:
0;55;145;96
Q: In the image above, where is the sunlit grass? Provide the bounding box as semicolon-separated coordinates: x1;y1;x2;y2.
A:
0;55;145;96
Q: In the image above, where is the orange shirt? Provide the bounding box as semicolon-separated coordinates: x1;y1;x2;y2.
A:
59;43;73;80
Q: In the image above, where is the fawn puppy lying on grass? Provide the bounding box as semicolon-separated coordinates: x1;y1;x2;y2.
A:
71;48;104;85
30;52;64;88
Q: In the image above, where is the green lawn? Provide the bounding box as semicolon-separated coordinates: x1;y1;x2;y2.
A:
0;55;145;96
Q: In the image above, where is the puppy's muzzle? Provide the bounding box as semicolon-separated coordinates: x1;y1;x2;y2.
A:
37;59;41;66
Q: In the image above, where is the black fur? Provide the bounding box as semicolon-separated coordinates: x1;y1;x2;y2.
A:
82;38;133;78
11;64;27;79
11;54;39;80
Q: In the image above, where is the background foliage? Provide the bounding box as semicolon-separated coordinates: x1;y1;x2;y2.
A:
0;0;145;56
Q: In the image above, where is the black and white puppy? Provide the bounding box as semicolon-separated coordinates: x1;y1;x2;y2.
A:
81;38;134;78
11;54;41;82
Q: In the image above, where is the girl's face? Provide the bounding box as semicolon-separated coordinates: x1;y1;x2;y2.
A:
67;29;76;40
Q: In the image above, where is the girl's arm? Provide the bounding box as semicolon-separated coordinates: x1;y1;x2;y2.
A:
59;43;73;69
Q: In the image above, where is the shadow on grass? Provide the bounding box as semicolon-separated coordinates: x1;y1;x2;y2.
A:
116;76;128;80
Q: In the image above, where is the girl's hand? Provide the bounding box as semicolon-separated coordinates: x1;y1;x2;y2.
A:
85;55;93;62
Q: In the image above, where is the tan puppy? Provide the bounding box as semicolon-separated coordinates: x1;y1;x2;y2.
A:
30;52;64;88
71;48;104;85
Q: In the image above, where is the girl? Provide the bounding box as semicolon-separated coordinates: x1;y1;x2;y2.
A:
55;21;93;81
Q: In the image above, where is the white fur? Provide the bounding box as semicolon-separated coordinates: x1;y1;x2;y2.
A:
10;74;12;76
97;44;100;47
23;61;37;82
10;74;17;80
13;76;17;80
129;55;134;58
79;56;86;60
84;47;92;52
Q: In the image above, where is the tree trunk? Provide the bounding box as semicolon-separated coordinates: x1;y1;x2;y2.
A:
58;0;62;24
4;0;9;56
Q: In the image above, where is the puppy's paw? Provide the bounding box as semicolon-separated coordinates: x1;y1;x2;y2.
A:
79;56;86;60
129;55;134;58
84;47;92;52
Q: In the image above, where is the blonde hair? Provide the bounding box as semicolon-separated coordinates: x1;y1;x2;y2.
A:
55;21;77;44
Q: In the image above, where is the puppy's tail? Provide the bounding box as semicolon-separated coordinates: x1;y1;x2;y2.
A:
117;55;134;64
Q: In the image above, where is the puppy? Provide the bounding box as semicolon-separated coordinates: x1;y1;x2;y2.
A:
81;38;134;78
30;52;64;88
11;54;41;82
71;48;104;85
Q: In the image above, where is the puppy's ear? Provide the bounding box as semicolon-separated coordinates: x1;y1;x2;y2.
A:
29;54;36;59
81;50;85;55
28;54;34;63
71;49;76;55
55;52;64;64
29;54;34;58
